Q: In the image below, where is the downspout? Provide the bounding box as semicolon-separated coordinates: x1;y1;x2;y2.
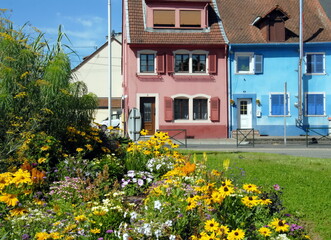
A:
227;45;232;138
298;0;304;124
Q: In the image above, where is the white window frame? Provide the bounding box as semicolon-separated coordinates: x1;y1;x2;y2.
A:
305;52;325;75
269;92;290;117
234;52;263;74
304;92;326;116
172;94;211;123
137;50;157;75
173;50;209;75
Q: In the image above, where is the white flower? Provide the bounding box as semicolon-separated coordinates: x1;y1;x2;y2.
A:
164;220;173;227
130;211;138;221
169;235;176;240
271;234;290;240
155;229;162;239
127;170;135;178
138;179;144;186
123;233;130;240
154;200;162;211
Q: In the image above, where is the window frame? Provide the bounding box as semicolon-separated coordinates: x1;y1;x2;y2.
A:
137;50;157;75
234;52;263;74
173;50;209;75
269;92;290;117
305;52;325;75
172;94;210;123
304;92;326;116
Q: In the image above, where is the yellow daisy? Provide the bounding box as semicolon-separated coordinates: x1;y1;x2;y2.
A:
271;218;290;232
258;227;272;237
204;218;219;232
227;228;245;240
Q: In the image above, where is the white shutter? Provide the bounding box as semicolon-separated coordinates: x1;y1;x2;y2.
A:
254;55;263;74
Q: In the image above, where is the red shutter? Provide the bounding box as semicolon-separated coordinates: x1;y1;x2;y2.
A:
167;53;174;73
210;97;220;122
208;53;217;74
164;97;173;122
156;53;165;73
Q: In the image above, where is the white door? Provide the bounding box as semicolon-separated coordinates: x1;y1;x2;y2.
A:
238;99;252;129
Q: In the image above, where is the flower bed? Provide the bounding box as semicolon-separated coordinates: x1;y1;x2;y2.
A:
0;131;310;239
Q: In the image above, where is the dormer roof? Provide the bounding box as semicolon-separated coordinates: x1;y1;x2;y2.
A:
216;0;331;43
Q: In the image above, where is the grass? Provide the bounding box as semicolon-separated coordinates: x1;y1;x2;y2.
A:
181;150;331;240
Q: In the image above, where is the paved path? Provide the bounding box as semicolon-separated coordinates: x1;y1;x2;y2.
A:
184;143;331;159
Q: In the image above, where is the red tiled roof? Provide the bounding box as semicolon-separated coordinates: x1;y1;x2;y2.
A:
126;0;226;45
216;0;331;43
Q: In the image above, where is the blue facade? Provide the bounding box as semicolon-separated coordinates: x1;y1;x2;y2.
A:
228;42;331;137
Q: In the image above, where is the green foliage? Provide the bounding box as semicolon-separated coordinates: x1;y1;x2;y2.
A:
0;12;98;161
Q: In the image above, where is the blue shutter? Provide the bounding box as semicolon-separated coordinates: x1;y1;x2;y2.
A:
255;55;263;74
271;94;288;116
307;94;324;115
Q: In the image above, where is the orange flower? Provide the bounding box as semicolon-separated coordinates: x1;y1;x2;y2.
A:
181;162;196;175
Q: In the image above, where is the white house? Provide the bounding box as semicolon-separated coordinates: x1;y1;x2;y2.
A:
72;33;123;123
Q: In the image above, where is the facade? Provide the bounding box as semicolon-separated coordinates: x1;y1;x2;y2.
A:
217;0;331;136
72;34;123;123
122;0;229;139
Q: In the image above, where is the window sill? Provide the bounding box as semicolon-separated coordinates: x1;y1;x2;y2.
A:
136;73;162;80
235;72;255;75
304;73;326;76
173;75;215;81
304;115;326;117
268;115;291;117
173;119;211;123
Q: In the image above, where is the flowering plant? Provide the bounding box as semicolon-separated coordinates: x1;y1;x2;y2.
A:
121;170;154;196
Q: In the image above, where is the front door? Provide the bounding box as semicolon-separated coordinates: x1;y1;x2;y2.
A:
238;99;252;129
140;97;155;134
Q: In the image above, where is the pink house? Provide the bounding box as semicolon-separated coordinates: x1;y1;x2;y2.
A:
122;0;228;139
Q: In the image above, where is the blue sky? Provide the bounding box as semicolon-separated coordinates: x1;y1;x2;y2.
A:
1;0;122;67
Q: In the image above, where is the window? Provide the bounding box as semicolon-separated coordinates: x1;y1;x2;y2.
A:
140;54;155;73
174;98;189;120
306;53;325;74
153;10;175;27
192;54;206;73
137;50;157;74
193;99;207;119
170;95;213;122
175;54;189;73
305;93;325;116
235;53;263;74
174;50;208;74
270;93;289;116
180;10;201;28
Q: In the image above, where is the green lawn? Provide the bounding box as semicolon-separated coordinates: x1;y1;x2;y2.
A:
181;151;331;240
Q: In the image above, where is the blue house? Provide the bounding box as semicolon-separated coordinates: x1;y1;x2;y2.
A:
217;0;331;136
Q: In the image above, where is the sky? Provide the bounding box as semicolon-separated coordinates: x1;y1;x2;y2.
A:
1;0;122;68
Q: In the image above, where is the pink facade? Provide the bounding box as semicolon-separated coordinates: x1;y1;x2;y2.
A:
122;0;228;139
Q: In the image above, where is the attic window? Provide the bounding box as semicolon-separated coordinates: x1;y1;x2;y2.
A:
269;19;285;42
180;10;201;28
153;10;175;27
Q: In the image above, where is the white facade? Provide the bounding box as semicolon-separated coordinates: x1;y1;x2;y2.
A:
72;34;123;123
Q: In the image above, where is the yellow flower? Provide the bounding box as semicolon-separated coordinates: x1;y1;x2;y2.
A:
74;214;88;222
211;190;225;204
35;232;50;240
49;232;63;239
40;145;50;151
243;183;261;194
34;198;46;205
76;148;84;152
258;227;272;237
9;207;27;216
211;169;221;176
140;129;149;136
93;210;107;216
204;218;219;232
223;159;230;171
13;92;27;99
227;228;245;240
218;185;235;197
85;144;93;151
90;228;101;234
0;193;19;206
260;198;272;205
270;218;290;232
241;196;260;208
38;157;47;164
217;225;230;236
101;147;111;153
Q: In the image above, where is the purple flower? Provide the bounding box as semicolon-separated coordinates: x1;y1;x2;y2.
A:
273;184;281;191
98;238;104;240
22;234;30;240
137;179;144;186
106;229;114;233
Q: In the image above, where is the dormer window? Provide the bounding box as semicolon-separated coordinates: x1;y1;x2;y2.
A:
147;1;208;29
153;10;175;27
253;6;289;42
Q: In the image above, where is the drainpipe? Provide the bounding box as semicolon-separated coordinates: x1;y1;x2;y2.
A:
108;0;113;126
298;0;304;123
227;45;232;138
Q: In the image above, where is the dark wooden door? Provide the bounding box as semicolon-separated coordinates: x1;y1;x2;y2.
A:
140;97;155;134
